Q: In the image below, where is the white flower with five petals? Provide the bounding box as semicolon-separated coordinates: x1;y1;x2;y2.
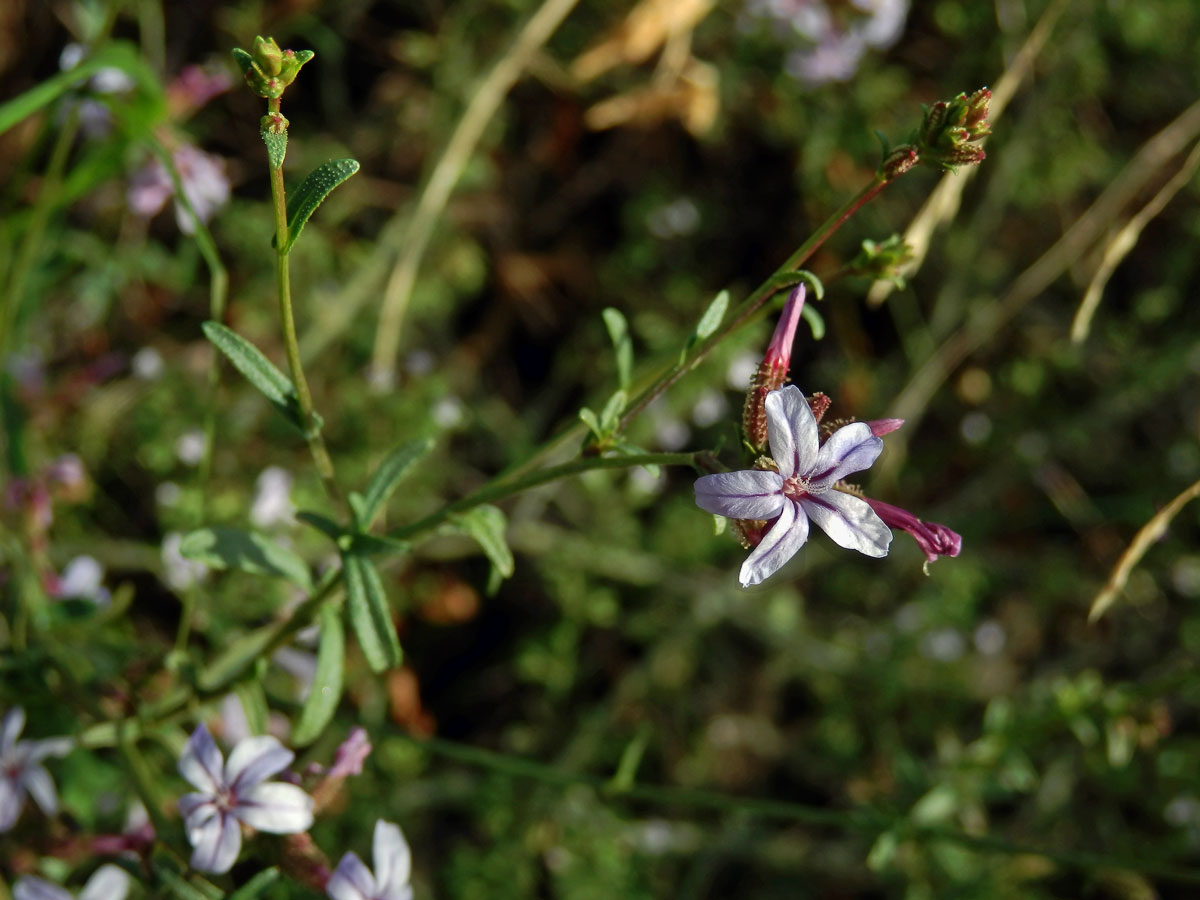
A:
178;723;314;874
326;819;413;900
694;385;892;586
0;707;72;832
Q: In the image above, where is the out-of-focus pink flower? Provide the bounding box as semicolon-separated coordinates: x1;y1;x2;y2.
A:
167;65;233;119
128;144;230;234
329;728;373;779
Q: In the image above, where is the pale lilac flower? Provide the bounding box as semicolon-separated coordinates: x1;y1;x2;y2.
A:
0;708;73;832
53;555;110;605
13;865;130;900
251;466;296;528
695;385;892;586
326;819;413;900
128;144;230;234
178;723;314;874
162;531;208;590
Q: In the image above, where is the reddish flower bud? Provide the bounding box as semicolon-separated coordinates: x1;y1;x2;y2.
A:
867;418;905;436
865;498;961;564
743;285;806;451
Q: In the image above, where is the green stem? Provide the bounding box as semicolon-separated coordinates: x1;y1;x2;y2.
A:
391;451;703;540
617;174;889;433
266;100;343;508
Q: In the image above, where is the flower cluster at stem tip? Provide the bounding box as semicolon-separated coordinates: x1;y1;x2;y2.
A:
232;35;313;101
696;283;961;586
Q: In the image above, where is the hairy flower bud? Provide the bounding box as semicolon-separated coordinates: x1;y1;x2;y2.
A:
743;285;805;451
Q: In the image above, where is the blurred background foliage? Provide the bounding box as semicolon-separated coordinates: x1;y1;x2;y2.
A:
3;0;1200;896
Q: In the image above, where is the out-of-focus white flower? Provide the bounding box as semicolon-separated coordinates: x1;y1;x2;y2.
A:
0;708;73;832
132;346;165;380
58;43;136;138
54;555;110;605
175;429;206;466
13;865;130;900
161;531;208;591
326;819;413;900
177;724;314;874
128;144;231;234
433;396;464;429
251;466;295;528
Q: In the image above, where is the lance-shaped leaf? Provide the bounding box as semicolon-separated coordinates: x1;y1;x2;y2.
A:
197;623;276;692
282;158;360;253
202;321;304;430
680;289;729;364
292;603;345;746
180;526;312;590
449;504;514;580
602;307;633;390
359;436;435;528
342;552;402;673
262;129;287;171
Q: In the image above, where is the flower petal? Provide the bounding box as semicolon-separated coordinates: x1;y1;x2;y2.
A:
373;819;412;896
802;491;892;558
189;809;242;874
179;724;225;793
13;876;73;900
0;775;25;831
179;792;217;825
808;422;883;488
23;737;73;764
766;386;819;478
326;851;375;900
235;781;313;833
79;865;131;900
21;764;58;816
739;499;810;587
694;470;784;520
1;708;25;755
225;735;293;792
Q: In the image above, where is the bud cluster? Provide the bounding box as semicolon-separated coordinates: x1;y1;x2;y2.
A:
232;36;314;100
915;87;992;171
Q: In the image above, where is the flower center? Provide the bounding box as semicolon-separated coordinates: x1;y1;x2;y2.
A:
782;475;825;500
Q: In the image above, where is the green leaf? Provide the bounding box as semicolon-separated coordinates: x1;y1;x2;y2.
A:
801;303;825;340
342;553;402;673
151;858;223;900
360;437;435;527
197;624;276;692
227;870;280;900
262;129;287;171
297;510;344;543
599;389;627;434
283;158;360;254
179;526;312;590
602;307;633;389
292;604;345;746
201;321;304;430
449;504;514;579
346;532;411;557
231;47;255;76
578;407;602;438
694;289;729;341
233;680;269;736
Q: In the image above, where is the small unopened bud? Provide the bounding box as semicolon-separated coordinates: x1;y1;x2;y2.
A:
743;285;805;451
260;111;289;134
847;235;915;286
253;35;283;76
882;145;919;180
867;417;904;436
